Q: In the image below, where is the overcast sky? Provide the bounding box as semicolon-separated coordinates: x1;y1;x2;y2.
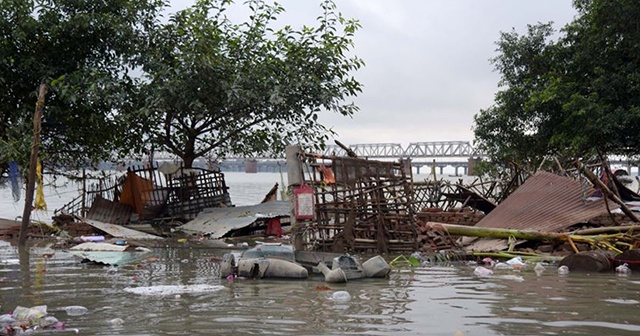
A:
170;0;577;147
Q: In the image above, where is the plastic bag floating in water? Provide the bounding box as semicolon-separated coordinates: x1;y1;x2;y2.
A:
331;291;351;302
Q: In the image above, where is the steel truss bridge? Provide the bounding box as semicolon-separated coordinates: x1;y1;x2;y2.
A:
319;141;482;175
148;141;482;175
323;141;482;159
146;141;637;175
150;141;481;161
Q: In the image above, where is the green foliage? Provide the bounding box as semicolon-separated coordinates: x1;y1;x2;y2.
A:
137;0;363;167
473;0;640;172
0;0;165;174
1;0;362;175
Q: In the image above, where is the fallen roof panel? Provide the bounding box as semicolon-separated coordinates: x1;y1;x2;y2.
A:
467;171;618;251
474;171;617;231
180;201;290;238
84;219;164;240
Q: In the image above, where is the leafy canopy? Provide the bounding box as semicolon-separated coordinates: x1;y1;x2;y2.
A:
473;0;640;173
0;0;166;175
138;0;363;167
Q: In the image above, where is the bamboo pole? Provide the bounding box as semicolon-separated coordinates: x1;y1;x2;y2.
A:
19;83;47;246
574;161;640;223
428;222;568;241
573;225;640;235
426;222;627;250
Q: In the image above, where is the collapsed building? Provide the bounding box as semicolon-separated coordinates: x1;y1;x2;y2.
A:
39;144;640;261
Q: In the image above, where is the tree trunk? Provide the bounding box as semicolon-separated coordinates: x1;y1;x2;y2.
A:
183;155;195;169
19;83;47;246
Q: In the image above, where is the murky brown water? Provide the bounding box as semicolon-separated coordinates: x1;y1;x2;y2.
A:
2;240;640;336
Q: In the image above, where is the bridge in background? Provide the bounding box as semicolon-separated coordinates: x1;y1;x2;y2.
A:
321;141;482;175
149;141;638;175
322;141;481;159
160;141;483;175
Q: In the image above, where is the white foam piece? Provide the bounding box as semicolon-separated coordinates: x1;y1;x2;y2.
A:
123;284;225;296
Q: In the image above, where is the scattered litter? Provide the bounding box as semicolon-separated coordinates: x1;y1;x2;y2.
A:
493;275;525;282
109;318;124;326
331;291;351;302
64;306;88;317
123;284;225;296
534;262;545;275
481;257;495;266
473;266;493;277
1;305;72;335
80;235;105;242
616;263;631;275
13;305;47;324
557;265;570;275
505;256;526;267
493;262;511;270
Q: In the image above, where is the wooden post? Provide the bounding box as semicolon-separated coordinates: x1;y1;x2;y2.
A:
19;84;47;246
286;145;304;250
81;168;87;217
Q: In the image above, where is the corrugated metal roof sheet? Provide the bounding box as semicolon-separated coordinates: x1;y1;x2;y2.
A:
474;171;618;231
466;171;618;252
180;201;290;238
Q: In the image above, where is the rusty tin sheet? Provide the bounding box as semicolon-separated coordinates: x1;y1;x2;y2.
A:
474;171;618;232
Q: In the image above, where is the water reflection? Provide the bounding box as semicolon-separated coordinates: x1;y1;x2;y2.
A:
3;243;640;335
461;265;640;336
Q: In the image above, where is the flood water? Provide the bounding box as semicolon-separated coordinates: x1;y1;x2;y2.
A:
3;172;640;335
2;241;640;335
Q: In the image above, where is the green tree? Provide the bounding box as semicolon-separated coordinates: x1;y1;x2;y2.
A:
0;0;165;176
138;0;363;167
473;0;640;172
